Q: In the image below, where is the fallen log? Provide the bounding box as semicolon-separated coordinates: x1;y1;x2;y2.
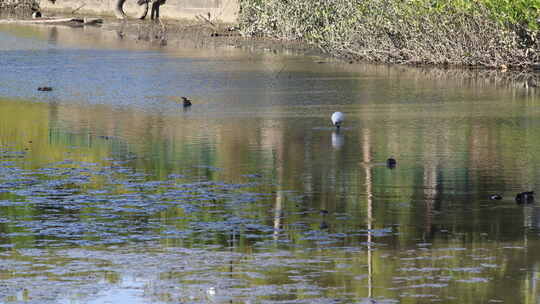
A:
0;17;103;25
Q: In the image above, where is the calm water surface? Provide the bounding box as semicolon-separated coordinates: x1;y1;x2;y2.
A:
1;23;540;304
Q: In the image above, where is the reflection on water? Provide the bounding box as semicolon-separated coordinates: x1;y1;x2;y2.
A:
1;23;540;303
331;130;344;150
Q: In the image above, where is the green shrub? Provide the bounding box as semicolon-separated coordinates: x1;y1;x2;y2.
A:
239;0;539;68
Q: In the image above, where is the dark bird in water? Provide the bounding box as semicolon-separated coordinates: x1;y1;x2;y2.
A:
387;157;397;169
489;194;502;200
319;221;329;230
181;96;192;107
37;86;53;92
515;191;534;204
319;209;329;230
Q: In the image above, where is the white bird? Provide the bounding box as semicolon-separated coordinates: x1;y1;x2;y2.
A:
331;112;344;129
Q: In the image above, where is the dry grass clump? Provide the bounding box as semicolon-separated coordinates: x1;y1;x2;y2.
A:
0;0;39;18
239;0;539;69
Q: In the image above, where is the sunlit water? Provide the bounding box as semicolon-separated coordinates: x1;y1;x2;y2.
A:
1;23;540;304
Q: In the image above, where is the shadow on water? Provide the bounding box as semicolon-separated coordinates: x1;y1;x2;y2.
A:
0;23;539;303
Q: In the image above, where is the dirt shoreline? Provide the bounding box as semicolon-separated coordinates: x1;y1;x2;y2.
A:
103;16;325;57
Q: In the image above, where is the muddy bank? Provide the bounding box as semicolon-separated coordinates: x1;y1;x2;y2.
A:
101;16;323;57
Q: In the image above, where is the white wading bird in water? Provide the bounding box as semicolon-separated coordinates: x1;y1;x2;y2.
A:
331;112;344;129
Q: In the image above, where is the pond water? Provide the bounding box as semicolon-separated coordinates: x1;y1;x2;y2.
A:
0;23;540;304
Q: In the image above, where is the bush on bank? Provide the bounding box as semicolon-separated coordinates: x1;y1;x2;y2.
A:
238;0;539;69
0;0;39;17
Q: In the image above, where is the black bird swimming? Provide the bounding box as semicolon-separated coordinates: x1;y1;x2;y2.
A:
181;96;192;107
515;191;534;204
37;86;53;92
387;157;397;169
489;194;502;200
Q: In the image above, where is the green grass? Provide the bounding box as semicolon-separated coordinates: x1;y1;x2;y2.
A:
423;0;539;30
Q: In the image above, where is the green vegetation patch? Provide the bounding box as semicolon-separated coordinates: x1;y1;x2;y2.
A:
239;0;539;68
